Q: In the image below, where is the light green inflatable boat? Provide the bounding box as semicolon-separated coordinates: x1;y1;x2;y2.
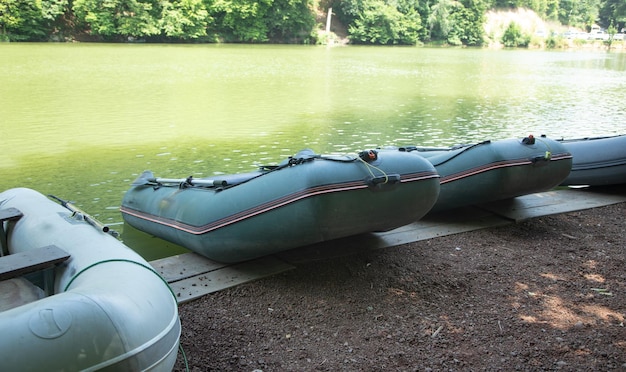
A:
0;188;180;371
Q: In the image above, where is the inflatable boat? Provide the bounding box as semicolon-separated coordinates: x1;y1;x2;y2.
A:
121;149;440;263
558;134;626;186
0;188;180;371
399;135;573;212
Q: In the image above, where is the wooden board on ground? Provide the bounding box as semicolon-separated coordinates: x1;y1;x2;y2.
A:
276;206;511;263
479;188;626;222
149;186;626;303
379;206;512;246
152;253;295;304
151;252;228;283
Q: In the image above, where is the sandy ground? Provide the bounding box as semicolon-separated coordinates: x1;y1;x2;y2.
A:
173;201;625;371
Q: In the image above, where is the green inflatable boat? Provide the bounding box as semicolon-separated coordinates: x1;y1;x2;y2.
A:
558;134;626;186
399;135;573;213
121;149;440;263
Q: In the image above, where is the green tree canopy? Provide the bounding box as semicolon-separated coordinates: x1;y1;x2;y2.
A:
73;0;161;39
160;0;211;40
348;0;422;45
558;0;600;29
598;0;626;30
265;0;315;42
209;0;271;42
501;20;531;46
428;0;486;46
1;0;47;40
0;0;620;44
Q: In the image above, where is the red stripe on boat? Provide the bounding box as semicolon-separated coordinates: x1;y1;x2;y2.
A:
440;153;572;184
121;171;439;235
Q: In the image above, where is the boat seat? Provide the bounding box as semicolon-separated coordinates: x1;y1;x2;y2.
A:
0;245;70;295
0;207;23;256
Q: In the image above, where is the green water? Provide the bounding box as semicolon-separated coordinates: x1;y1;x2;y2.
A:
1;44;625;259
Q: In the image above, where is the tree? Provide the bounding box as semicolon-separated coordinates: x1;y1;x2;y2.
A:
0;0;47;40
265;0;316;43
545;0;559;20
117;0;160;37
73;0;161;39
457;0;487;46
428;0;485;46
160;0;211;39
598;0;626;30
490;0;518;7
208;0;272;42
428;0;459;42
348;0;422;45
558;0;600;29
42;0;71;34
501;21;530;46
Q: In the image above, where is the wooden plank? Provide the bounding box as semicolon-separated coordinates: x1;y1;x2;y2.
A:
0;207;23;222
150;252;228;282
276;233;383;263
479;188;626;222
167;256;295;304
377;212;511;246
0;245;70;281
1;208;24;256
277;206;511;264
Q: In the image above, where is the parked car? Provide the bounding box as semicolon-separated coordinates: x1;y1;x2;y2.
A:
589;31;609;40
572;32;589;40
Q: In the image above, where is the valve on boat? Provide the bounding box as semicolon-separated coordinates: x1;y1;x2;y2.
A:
522;134;536;145
359;149;378;162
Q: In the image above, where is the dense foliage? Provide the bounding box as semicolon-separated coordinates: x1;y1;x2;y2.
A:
501;21;530;46
0;0;624;45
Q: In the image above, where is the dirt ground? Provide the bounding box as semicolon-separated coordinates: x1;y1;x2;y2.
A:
174;201;625;371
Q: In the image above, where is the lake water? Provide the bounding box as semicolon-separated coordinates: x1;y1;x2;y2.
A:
1;44;625;259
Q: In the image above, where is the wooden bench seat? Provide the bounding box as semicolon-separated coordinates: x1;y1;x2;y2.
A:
0;245;70;281
0;245;70;296
1;207;23;256
1;208;71;296
0;207;23;222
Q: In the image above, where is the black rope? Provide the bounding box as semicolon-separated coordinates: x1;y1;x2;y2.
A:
403;140;491;166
